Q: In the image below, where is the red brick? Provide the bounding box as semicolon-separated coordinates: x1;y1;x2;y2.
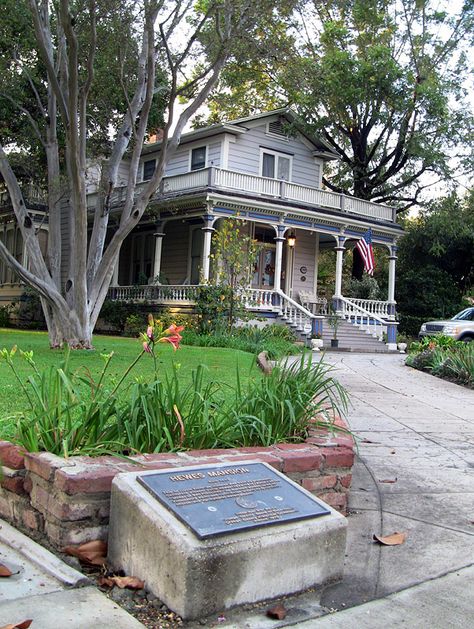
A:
318;491;347;513
23;475;33;494
305;437;335;446
182;457;224;465
21;508;43;531
30;483;105;520
233;447;276;454
0;494;13;519
24;452;74;481
135;461;183;471
334;435;355;448
183;449;231;457
224;454;283;470
54;465;118;495
1;476;26;494
339;473;353;489
302;475;337;492
272;443;310;452
0;441;26;470
322;448;354;469
281;452;323;473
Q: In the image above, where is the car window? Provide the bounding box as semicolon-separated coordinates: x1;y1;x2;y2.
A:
452;308;474;321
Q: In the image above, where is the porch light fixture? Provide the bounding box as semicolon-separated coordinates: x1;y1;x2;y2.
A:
287;231;296;247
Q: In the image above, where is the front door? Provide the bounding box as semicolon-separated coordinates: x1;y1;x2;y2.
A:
252;247;276;288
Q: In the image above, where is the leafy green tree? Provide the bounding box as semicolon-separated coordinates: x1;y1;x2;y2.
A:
396;191;474;334
204;0;474;209
207;219;261;330
0;0;268;348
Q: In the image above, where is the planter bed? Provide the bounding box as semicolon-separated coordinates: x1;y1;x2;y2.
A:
0;419;354;549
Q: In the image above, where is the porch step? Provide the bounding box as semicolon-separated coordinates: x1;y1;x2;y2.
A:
321;318;389;352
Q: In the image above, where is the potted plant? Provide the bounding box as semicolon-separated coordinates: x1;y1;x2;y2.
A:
310;333;324;351
327;309;341;348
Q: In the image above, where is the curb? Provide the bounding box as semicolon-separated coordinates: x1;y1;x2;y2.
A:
0;517;89;587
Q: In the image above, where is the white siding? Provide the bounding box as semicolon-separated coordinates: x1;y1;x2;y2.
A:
139;139;222;180
290;229;316;298
227;124;322;188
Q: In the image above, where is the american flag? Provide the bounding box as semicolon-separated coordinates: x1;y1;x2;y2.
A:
356;229;375;276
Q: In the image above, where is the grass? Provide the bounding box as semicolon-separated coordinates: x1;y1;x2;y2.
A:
0;328;259;438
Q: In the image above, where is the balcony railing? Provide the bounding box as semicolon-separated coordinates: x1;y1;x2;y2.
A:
88;167;396;223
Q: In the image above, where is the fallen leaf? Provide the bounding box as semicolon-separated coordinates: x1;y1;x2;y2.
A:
390;450;396;454
63;540;107;566
378;478;397;484
0;564;13;577
266;604;287;620
97;576;115;588
110;575;145;590
361;439;380;444
0;621;33;629
373;531;407;546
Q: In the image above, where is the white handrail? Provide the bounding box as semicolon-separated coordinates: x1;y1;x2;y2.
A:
275;289;319;334
338;296;385;340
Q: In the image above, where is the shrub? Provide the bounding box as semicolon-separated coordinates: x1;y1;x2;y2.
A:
0;305;11;327
181;324;300;360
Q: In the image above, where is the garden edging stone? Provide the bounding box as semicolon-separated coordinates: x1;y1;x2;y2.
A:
0;421;354;549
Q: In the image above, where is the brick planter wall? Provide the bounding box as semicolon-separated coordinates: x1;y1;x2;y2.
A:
0;421;354;549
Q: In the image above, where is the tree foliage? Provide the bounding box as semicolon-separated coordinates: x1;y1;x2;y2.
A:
203;0;474;210
396;191;474;334
0;0;274;348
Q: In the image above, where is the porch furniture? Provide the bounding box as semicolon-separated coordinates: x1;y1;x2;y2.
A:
299;291;328;315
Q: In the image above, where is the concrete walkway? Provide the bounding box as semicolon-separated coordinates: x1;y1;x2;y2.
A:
306;352;474;626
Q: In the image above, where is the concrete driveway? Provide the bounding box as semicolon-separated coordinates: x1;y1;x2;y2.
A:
315;352;474;611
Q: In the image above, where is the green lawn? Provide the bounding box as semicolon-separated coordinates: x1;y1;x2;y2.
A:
0;329;259;438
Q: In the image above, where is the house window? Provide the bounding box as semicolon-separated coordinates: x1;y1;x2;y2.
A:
143;159;156;181
190;146;206;171
261;150;292;181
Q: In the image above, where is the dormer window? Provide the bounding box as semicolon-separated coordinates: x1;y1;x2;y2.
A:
143;159;156;181
190;146;206;171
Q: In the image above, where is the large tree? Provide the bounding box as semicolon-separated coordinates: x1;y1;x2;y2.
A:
204;0;474;210
0;0;277;348
396;191;474;334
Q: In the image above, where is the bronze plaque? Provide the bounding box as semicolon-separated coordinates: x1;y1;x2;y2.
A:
138;462;330;539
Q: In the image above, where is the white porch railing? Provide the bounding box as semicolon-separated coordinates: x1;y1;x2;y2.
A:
338;296;386;341
275;289;318;334
345;298;393;319
108;284;200;303
91;167;395;223
240;288;277;310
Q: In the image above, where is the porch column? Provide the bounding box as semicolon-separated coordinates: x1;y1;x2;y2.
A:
274;225;285;292
334;235;346;299
153;226;165;282
312;232;320;296
387;245;397;318
201;215;215;282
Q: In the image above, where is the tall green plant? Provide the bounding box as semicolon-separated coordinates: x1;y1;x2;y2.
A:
205;219;261;330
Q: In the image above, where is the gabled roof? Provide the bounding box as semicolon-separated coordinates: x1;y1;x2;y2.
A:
142;108;339;160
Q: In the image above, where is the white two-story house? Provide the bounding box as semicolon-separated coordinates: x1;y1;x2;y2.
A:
101;109;402;350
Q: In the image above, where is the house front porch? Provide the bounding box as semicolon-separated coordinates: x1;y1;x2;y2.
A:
106;282;398;351
104;163;403;350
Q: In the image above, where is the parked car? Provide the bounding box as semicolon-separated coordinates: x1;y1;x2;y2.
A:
419;307;474;342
